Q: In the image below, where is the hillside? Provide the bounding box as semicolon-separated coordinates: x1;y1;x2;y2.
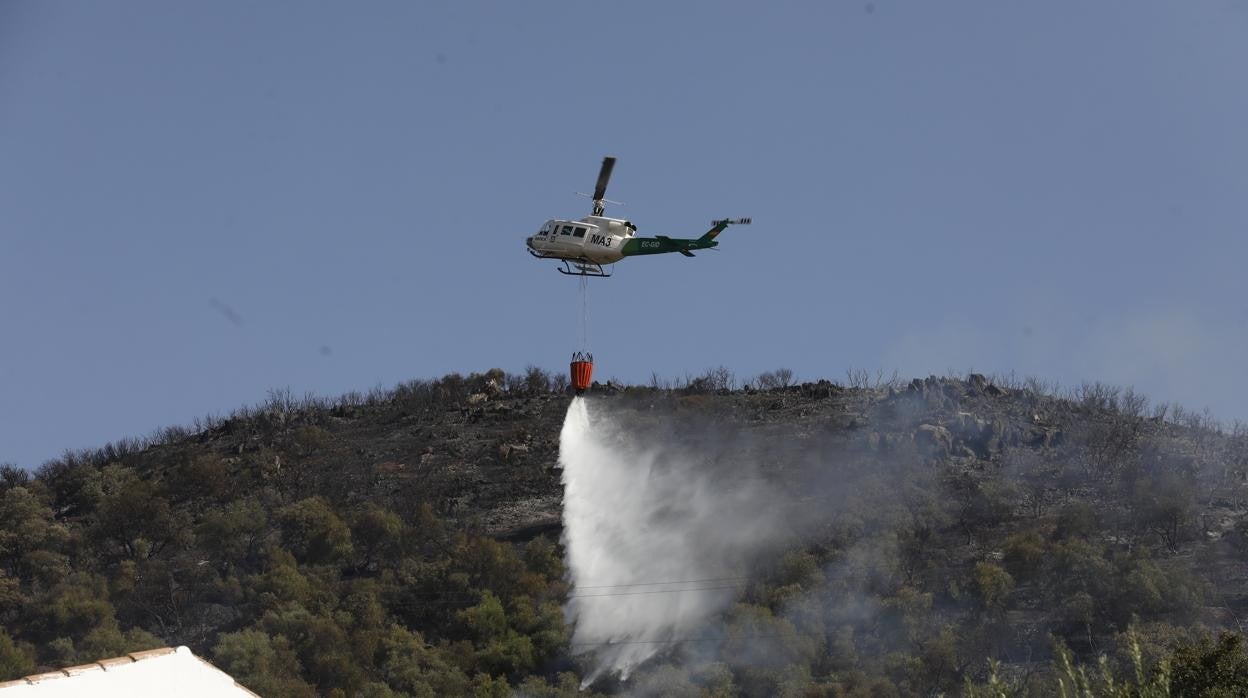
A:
3;369;1248;695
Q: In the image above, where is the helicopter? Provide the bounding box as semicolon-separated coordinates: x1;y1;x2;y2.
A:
526;156;751;277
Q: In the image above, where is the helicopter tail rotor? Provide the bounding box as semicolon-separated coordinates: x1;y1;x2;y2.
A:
696;217;752;244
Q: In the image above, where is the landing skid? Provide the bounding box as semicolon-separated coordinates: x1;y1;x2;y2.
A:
527;247;611;277
557;260;611;277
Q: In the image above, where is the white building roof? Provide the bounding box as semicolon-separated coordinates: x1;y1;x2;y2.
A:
0;647;258;697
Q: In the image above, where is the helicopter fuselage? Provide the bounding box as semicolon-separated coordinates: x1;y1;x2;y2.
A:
525;157;748;276
526;216;635;265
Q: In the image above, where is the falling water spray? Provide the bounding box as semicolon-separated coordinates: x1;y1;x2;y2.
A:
559;397;792;683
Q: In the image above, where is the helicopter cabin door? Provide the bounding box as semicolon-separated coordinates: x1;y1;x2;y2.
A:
556;221;591;256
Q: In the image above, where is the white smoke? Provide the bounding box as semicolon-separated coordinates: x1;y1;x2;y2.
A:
559;397;792;683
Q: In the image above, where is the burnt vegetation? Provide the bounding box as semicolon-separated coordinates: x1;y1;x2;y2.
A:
3;368;1248;695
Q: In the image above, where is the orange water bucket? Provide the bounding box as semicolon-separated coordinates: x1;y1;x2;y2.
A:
570;352;593;393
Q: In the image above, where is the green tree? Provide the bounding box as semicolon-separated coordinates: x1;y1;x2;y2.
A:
0;570;22;618
212;628;316;697
514;672;591;698
521;536;564;581
24;572;117;646
630;664;702;698
352;504;404;570
0;629;35;681
1167;632;1248;696
916;628;961;694
971;562;1015;613
1133;468;1196;551
175;453;232;502
90;464;182;559
454;536;528;598
460;591;507;642
457;591;538;676
278;496;354;565
1055;502;1098;541
76;623;163;665
940;469;1016;544
880;586;934;646
262;607;365;693
0;486;70;580
375;624;471;697
196;498;268;567
1002;530;1047;582
506;595;567;662
1046;539;1115;620
251;548;317;611
720;604;818;692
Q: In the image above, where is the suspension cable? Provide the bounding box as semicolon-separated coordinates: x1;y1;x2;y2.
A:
579;273;590;351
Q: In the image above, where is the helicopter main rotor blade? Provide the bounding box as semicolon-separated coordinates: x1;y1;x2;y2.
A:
592;156;616;203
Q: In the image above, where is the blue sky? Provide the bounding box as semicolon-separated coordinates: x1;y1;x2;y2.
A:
3;1;1246;469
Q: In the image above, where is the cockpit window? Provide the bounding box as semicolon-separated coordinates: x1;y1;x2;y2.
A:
560;225;573;236
573;227;586;238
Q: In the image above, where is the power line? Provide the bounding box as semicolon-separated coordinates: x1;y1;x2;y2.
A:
389;575;751;598
385;582;747;605
573;576;750;590
569;584;743;599
569;633;787;647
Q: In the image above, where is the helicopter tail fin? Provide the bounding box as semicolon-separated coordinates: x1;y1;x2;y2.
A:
698;218;752;244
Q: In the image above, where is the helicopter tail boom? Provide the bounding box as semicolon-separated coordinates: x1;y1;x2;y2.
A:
620;218;751;258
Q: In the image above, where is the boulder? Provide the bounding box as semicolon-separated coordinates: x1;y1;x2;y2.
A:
968;373;989;393
1021;426;1061;447
916;424;952;454
499;443;530;461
